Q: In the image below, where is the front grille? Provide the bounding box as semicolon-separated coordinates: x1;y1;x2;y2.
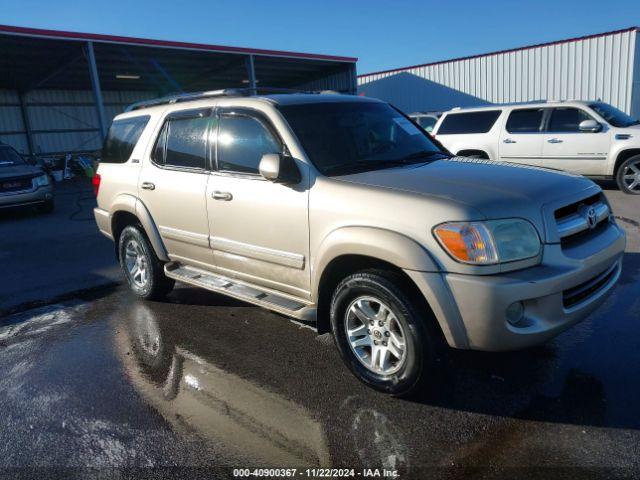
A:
0;176;34;193
554;193;610;246
563;262;619;309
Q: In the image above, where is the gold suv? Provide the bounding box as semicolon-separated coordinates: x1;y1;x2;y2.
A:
94;89;625;395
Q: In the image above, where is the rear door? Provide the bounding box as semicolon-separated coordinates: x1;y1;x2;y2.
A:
542;107;611;175
498;107;546;166
138;108;214;266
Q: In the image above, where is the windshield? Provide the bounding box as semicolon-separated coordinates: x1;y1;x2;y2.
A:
0;146;26;167
589;102;639;128
279;102;445;176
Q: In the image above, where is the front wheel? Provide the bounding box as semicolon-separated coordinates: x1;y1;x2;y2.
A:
330;270;439;396
616;154;640;194
118;225;175;300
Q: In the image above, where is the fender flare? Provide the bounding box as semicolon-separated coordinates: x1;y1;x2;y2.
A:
312;226;469;349
312;226;440;298
111;194;170;262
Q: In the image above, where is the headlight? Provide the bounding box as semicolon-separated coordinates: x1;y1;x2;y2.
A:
34;174;50;187
433;219;541;265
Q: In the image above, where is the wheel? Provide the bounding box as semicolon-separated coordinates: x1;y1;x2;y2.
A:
616;154;640;194
38;199;54;213
330;270;438;396
118;225;175;300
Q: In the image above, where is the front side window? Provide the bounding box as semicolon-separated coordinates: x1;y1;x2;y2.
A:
101;115;150;163
589;102;639;128
437;110;501;135
506;108;545;133
279;102;445;176
216;114;281;174
547;108;593;133
162;116;211;169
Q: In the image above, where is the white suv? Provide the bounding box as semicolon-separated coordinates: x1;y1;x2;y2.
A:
432;101;640;194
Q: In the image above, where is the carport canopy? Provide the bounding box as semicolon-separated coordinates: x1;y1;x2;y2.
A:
0;24;357;143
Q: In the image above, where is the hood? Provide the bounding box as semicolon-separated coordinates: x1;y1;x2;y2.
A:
0;164;42;180
335;157;596;220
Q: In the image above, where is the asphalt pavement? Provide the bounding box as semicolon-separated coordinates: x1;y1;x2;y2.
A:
0;180;639;479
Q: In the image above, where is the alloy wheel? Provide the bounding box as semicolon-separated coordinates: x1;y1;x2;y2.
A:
124;239;149;288
621;159;640;192
344;296;407;375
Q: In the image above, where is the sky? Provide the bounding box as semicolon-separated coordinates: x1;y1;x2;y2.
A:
1;0;639;74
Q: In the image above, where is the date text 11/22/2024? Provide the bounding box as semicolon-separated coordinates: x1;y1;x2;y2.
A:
233;468;399;478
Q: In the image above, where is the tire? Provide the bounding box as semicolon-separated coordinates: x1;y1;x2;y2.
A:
118;225;175;300
38;199;54;214
330;269;439;396
616;154;640;194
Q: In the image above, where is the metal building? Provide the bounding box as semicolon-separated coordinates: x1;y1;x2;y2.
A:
358;27;640;118
0;24;357;156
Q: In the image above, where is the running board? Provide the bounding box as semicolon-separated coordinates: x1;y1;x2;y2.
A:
164;262;315;321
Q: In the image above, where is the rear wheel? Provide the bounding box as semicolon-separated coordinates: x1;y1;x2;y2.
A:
118;225;175;300
616;154;640;194
330;270;439;396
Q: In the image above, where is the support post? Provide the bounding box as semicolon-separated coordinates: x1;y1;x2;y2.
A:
86;41;108;139
19;92;35;155
245;54;257;93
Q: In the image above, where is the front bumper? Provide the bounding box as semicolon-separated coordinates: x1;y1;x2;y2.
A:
0;184;53;208
408;222;626;351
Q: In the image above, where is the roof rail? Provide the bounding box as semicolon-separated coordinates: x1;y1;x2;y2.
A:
125;87;327;112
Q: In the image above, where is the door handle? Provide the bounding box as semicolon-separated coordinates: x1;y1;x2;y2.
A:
547;138;563;144
141;182;155;190
212;191;233;201
503;138;516;144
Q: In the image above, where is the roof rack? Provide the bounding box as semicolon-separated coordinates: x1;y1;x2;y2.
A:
125;87;332;112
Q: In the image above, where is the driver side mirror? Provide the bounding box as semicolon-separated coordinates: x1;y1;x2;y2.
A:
579;119;602;133
259;153;301;185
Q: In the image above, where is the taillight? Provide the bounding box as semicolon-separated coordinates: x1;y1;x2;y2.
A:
92;173;101;196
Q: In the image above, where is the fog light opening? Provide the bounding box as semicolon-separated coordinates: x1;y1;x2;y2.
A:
506;301;525;326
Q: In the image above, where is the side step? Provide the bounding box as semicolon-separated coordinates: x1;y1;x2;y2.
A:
164;262;314;320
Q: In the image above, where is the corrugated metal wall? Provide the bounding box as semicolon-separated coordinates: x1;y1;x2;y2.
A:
297;64;358;93
0;89;155;155
358;29;639;116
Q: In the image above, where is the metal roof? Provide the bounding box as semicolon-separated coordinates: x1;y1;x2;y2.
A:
0;24;357;94
359;26;639;78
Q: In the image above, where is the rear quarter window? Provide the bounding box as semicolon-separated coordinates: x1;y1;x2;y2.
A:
101;115;150;163
437;110;501;135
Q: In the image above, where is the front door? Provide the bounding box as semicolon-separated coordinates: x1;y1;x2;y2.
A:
138;108;213;266
542;107;611;175
498;107;546;166
206;108;310;299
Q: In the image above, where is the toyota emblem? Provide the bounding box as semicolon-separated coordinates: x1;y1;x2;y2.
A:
586;207;597;229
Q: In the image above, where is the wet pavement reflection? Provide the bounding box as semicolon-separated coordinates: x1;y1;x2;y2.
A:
0;250;639;478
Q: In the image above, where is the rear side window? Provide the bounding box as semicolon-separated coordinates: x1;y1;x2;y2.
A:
153;115;211;169
101;116;150;163
548;108;593;133
217;114;281;174
437;111;501;135
506;108;545;133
